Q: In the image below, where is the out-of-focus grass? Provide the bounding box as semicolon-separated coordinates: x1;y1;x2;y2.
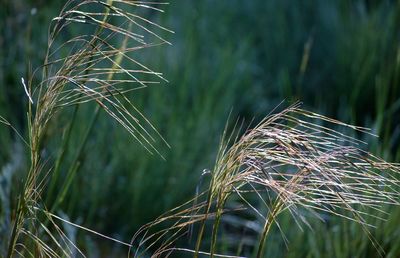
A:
0;0;399;256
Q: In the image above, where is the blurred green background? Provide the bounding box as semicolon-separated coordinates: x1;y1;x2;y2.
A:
1;0;399;257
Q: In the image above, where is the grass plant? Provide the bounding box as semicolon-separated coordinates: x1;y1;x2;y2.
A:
0;1;399;258
128;103;400;257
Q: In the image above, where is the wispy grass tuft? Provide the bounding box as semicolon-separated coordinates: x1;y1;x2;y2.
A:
131;102;400;258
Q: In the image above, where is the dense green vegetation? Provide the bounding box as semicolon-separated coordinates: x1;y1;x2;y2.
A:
0;0;399;257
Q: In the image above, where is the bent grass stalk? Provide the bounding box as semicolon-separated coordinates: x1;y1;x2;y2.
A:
133;102;400;258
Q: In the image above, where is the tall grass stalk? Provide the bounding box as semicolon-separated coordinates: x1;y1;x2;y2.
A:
5;0;170;257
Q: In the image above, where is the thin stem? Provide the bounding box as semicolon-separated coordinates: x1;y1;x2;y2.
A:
46;104;80;204
194;176;215;258
210;197;226;258
6;196;23;258
256;201;283;258
50;108;99;213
